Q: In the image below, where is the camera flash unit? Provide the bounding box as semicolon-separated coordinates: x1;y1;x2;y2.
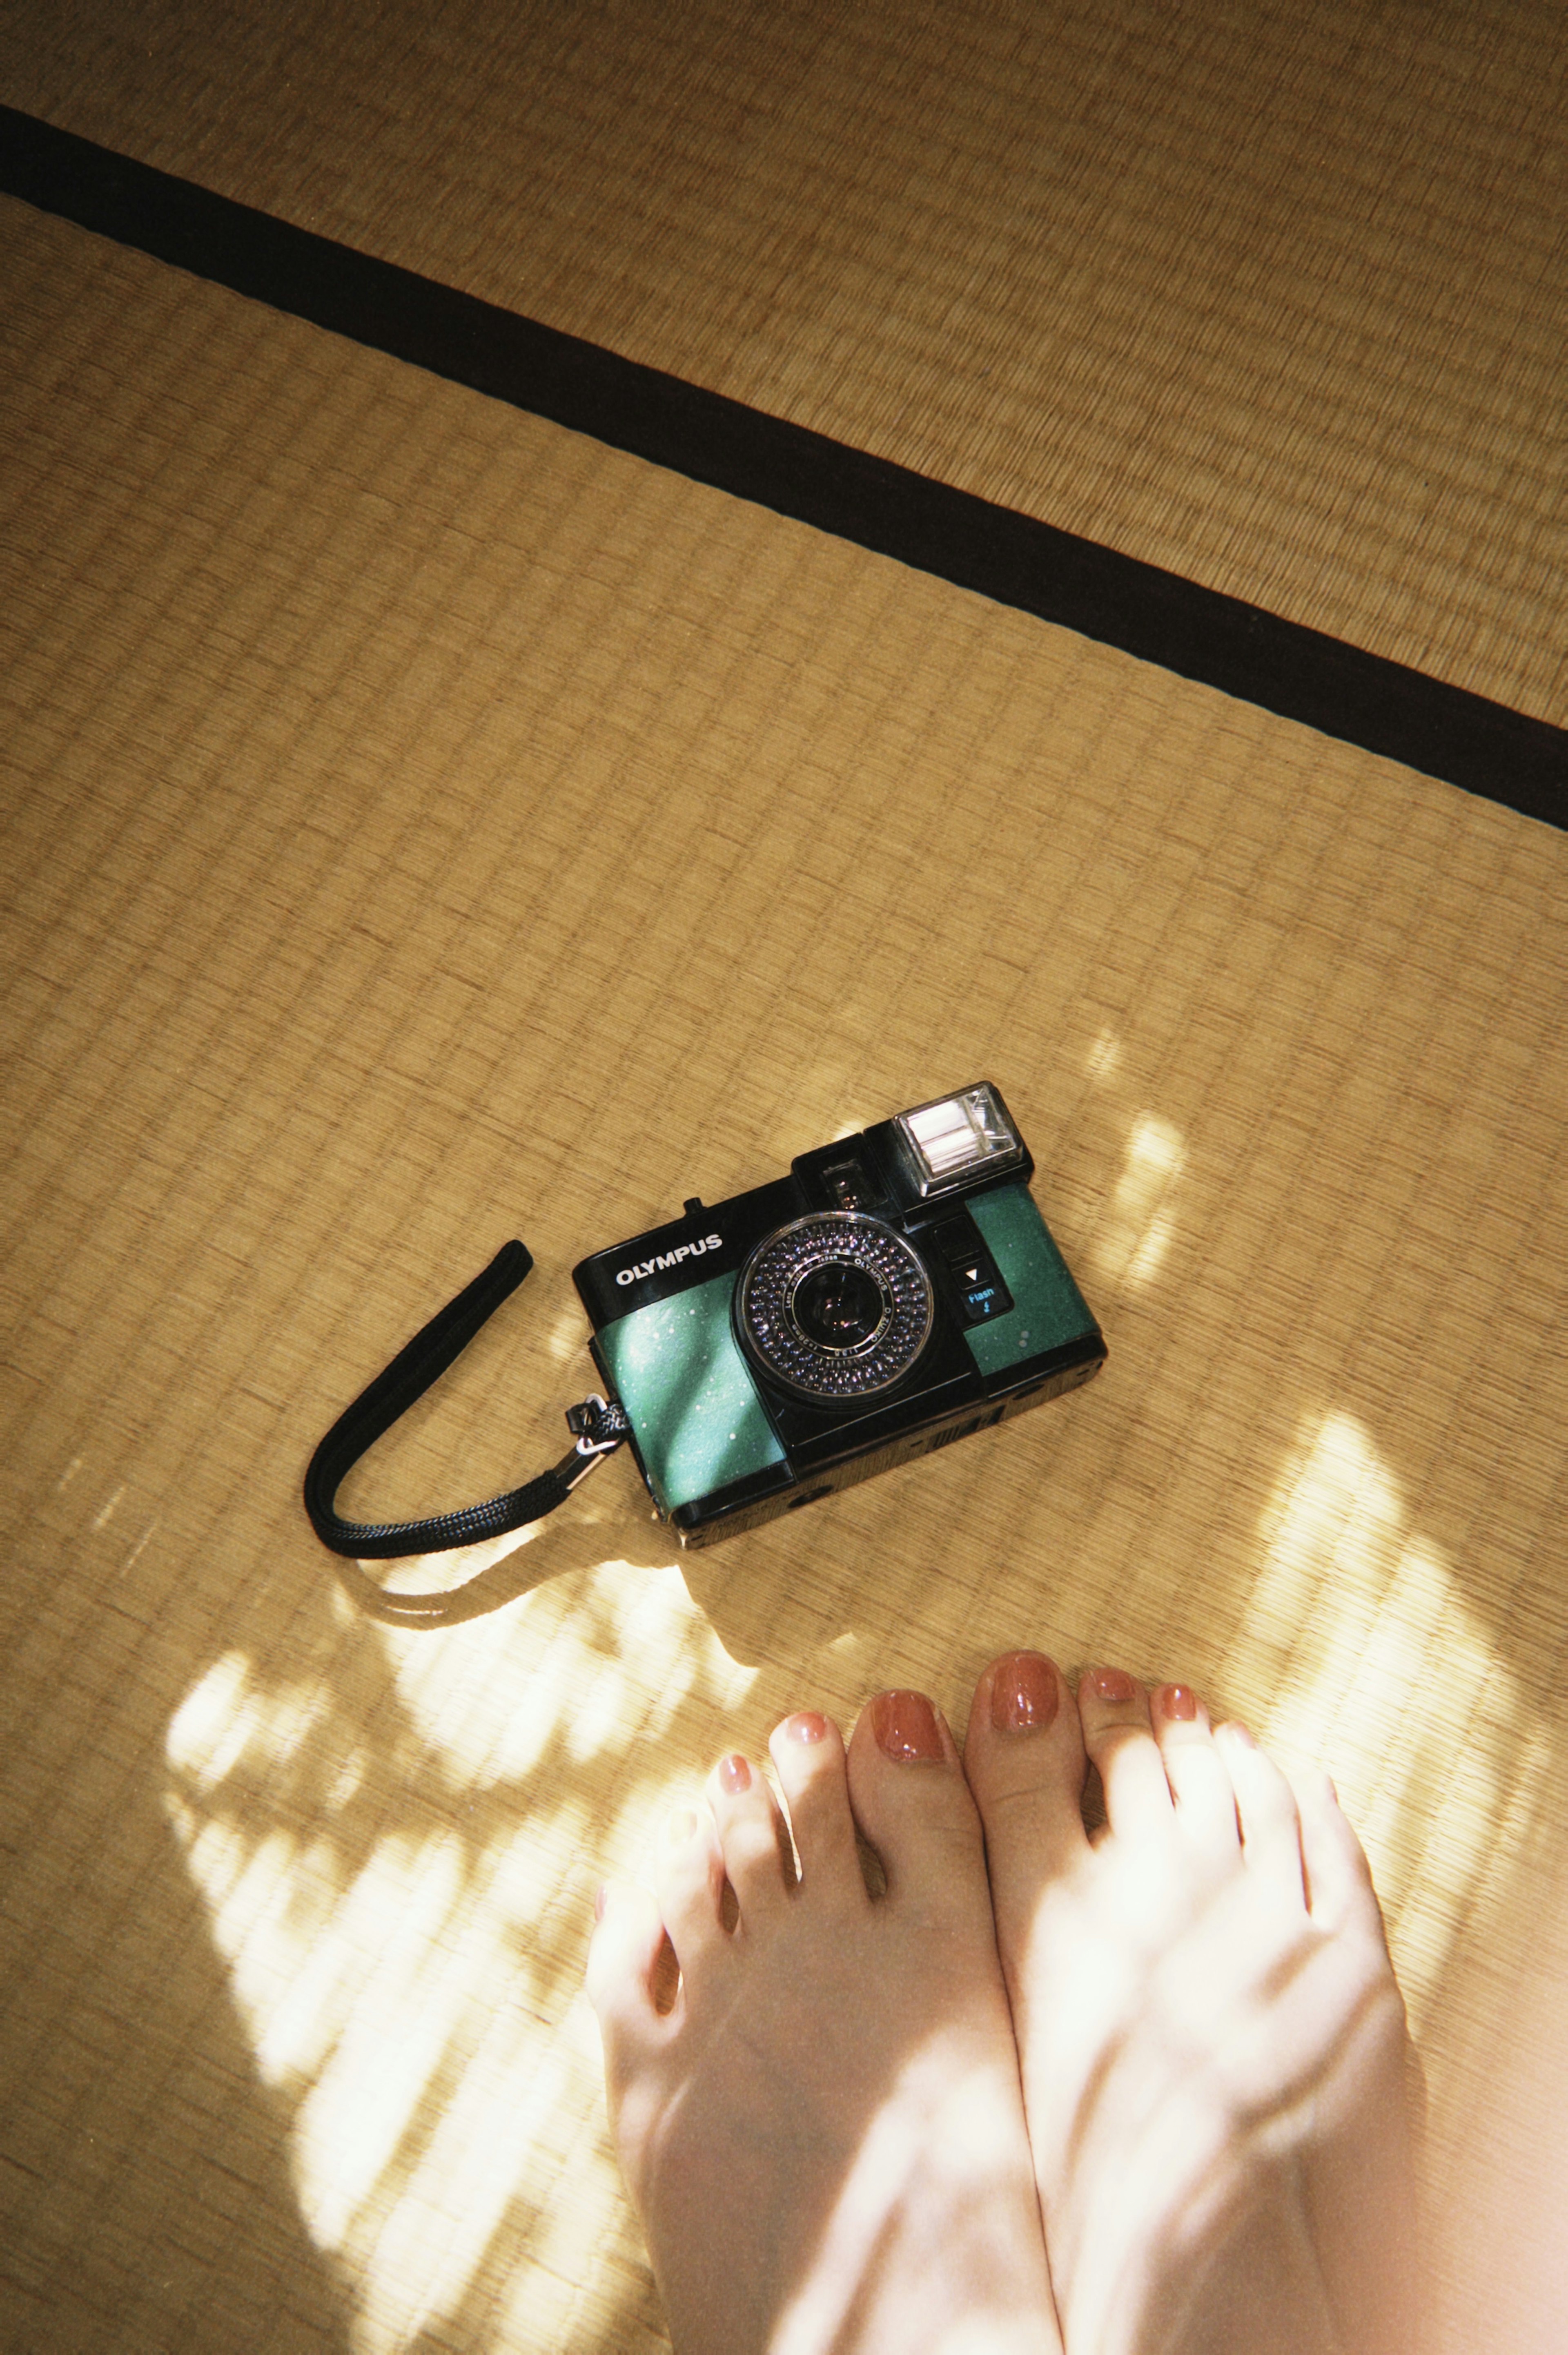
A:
895;1084;1025;1197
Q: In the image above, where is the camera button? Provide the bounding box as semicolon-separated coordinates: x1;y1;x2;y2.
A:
953;1248;1014;1327
931;1216;981;1265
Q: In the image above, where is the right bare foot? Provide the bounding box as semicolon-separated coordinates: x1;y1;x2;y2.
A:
962;1656;1420;2355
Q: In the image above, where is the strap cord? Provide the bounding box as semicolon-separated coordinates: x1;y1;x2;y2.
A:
303;1242;630;1595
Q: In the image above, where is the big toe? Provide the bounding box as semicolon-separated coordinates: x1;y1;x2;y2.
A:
844;1689;994;1936
962;1653;1090;1983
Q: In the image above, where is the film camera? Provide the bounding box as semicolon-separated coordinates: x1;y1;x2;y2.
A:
572;1083;1105;1546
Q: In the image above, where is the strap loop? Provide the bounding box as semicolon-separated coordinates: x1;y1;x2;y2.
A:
303;1245;630;1613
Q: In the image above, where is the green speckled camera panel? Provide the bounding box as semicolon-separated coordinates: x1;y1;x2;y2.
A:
965;1186;1100;1376
596;1269;786;1512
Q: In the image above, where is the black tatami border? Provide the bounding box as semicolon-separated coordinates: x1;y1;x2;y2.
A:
4;105;1564;830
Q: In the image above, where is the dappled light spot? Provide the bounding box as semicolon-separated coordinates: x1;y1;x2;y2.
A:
161;1557;758;2352
1237;1411;1548;2029
167;1648;334;1793
1090;1113;1185;1293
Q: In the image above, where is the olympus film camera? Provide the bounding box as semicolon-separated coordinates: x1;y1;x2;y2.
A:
572;1083;1106;1547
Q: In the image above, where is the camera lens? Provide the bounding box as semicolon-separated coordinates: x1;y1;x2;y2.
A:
791;1261;887;1351
735;1214;934;1403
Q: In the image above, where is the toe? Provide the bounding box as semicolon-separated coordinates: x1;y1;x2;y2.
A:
1214;1722;1308;1909
707;1749;796;1925
652;1800;730;1992
1150;1682;1241;1866
1284;1758;1386;1940
962;1651;1091;1996
844;1689;991;1928
768;1709;864;1900
1078;1667;1173;1838
963;1651;1089;1876
585;1878;675;2080
583;1880;684;2219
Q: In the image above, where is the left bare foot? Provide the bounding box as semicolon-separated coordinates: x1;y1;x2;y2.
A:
586;1693;1061;2355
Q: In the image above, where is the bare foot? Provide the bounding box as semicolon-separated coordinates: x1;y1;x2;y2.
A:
586;1693;1061;2355
962;1657;1421;2355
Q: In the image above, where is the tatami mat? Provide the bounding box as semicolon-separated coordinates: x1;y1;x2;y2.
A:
2;185;1566;2354
2;0;1564;727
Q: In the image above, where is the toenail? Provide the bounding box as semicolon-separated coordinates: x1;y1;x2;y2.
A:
1220;1719;1257;1748
1157;1683;1199;1722
871;1689;945;1763
718;1753;751;1793
783;1710;829;1745
664;1807;700;1845
593;1882;608;1921
1088;1666;1137;1704
991;1652;1059;1735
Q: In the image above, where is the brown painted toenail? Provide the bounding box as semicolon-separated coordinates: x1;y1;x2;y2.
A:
871;1689;945;1763
718;1753;751;1793
593;1882;608;1921
1088;1666;1137;1704
1158;1683;1199;1722
991;1652;1059;1734
784;1710;829;1745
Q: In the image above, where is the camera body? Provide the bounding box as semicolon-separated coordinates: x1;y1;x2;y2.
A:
572;1084;1106;1548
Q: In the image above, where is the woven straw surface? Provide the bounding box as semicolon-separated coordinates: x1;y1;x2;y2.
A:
1;99;1565;2355
2;0;1564;724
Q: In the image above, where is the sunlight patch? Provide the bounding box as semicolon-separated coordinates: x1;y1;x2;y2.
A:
163;1560;753;2352
1091;1113;1185;1292
1239;1411;1544;2029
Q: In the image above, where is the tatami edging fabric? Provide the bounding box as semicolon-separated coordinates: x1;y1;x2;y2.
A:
3;103;1564;831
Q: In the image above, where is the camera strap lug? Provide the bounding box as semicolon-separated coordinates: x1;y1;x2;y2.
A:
303;1245;633;1616
561;1394;631;1488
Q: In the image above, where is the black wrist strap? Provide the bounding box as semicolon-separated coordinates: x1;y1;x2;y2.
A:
303;1242;630;1601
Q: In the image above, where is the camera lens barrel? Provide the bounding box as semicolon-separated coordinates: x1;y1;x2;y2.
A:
791;1260;887;1350
735;1213;934;1401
